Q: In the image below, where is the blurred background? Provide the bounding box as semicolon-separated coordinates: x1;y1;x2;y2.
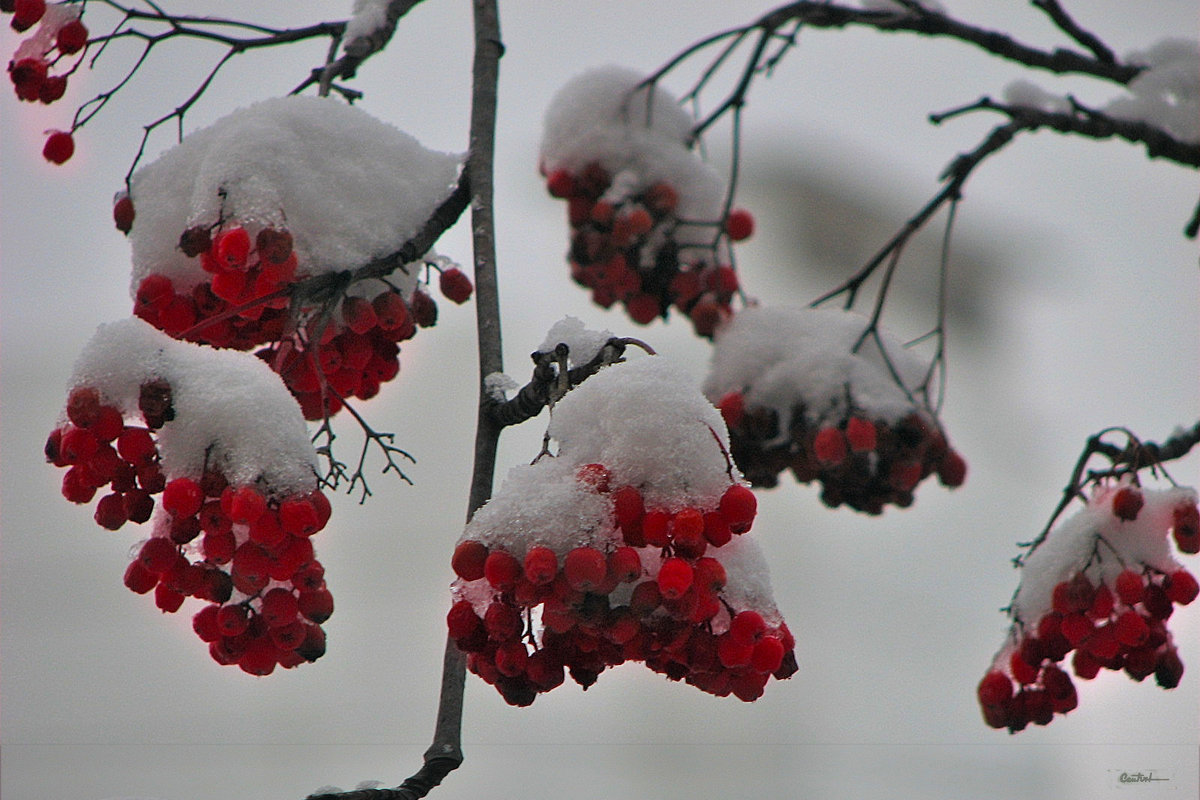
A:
2;2;1196;799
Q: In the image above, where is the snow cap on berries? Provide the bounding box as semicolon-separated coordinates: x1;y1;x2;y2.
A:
548;355;739;507
539;66;725;228
127;96;462;294
1012;481;1197;625
703;305;931;434
66;317;318;494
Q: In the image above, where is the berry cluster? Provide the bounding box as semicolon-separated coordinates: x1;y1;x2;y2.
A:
544;162;750;338
717;398;965;513
5;1;89;162
979;564;1196;732
131;219;473;420
981;485;1199;732
450;463;796;706
46;382;334;676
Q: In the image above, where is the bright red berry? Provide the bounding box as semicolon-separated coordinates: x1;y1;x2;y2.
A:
523;546;558;586
162;477;204;518
446;599;481;640
719;484;757;533
612;485;645;540
340;295;378;334
278;497;320;537
137;536;179;575
438;268;473;304
484;550;521;590
452;540;489;582
260;587;299;628
656;557;693;600
717;391;745;429
724;208;754;241
607;546;642;584
729;610;766;646
215;226;252;270
563;546;607;592
1114;569;1145;605
42;130;75;164
56;18;89;54
224;485;266;525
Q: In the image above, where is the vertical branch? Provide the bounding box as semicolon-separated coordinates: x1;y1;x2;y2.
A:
402;0;505;795
307;3;503;800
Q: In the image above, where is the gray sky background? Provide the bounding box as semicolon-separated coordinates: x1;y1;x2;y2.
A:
2;2;1197;799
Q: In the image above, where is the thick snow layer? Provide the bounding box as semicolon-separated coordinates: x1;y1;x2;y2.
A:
1012;483;1196;625
704;305;929;430
1105;38;1200;143
128;95;462;293
67;317;318;494
539;66;726;225
548;356;738;508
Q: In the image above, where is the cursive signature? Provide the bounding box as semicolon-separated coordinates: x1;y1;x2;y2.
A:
1119;771;1169;784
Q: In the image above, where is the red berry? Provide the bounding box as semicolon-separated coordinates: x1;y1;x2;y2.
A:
93;493;128;530
255;227;293;264
452;540;489;582
66;386;102;428
1114;570;1145;605
644;182;678;214
1114;609;1149;647
1171;503;1199;554
523;546;558;586
137;536;179;575
937;449;967;487
295;587;333;624
717;391;745;429
10;0;45;32
109;194;135;234
641;509;670;548
155;582;185;613
724;208;754;241
192;604;223;642
716;634;754;668
340;295;378;334
656;557;693;600
612;485;645;540
162;477;203;518
692;556;727;593
1111;487;1143;521
9;56;47;100
214;226;252;270
719;484;757;533
688;299;724;338
607;546;642;584
563;546;607;592
625;293;660;325
751;635;785;674
56;18;89;54
484;600;523;640
446;599;481;641
258;587;298;629
42;130;75;164
545;169;576;198
279;497;320;537
372;291;410;331
438;268;473;304
839;418;873;455
484;550;521;590
410;288;438;327
702;511;732;547
1166;569;1198;606
729;610;766;646
123;559;158;594
37;74;66;103
671;507;704;543
224;485;266;525
812;426;847;465
977;669;1013;707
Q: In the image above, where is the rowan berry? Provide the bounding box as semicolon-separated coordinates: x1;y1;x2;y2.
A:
42;131;75;164
438;267;473;304
724;209;754;241
523;546;559;585
563;546;607;592
656;557;693;600
56;18;89;54
452;539;489;581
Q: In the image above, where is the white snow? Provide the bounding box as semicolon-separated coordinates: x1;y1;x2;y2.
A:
1105;38;1200;143
128;95;462;294
1011;482;1197;625
1002;80;1072;115
537;316;615;366
67;317;318;495
539;66;726;228
547;355;738;508
343;0;392;46
12;3;81;61
703;305;930;434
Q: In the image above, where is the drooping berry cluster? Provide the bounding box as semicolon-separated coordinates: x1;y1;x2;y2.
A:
544;162;750;338
980;484;1199;732
450;467;795;706
5;1;89;162
46;383;334;675
718;399;965;513
704;306;965;513
131;218;472;420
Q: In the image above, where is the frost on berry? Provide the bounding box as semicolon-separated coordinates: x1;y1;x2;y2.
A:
448;350;793;705
980;481;1198;732
49;318;335;674
703;306;964;513
539;67;753;339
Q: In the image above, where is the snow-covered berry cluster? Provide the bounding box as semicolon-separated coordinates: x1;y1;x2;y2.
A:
703;305;965;512
5;1;88;162
45;318;334;675
979;483;1198;732
449;338;795;705
540;66;750;338
123;96;469;419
